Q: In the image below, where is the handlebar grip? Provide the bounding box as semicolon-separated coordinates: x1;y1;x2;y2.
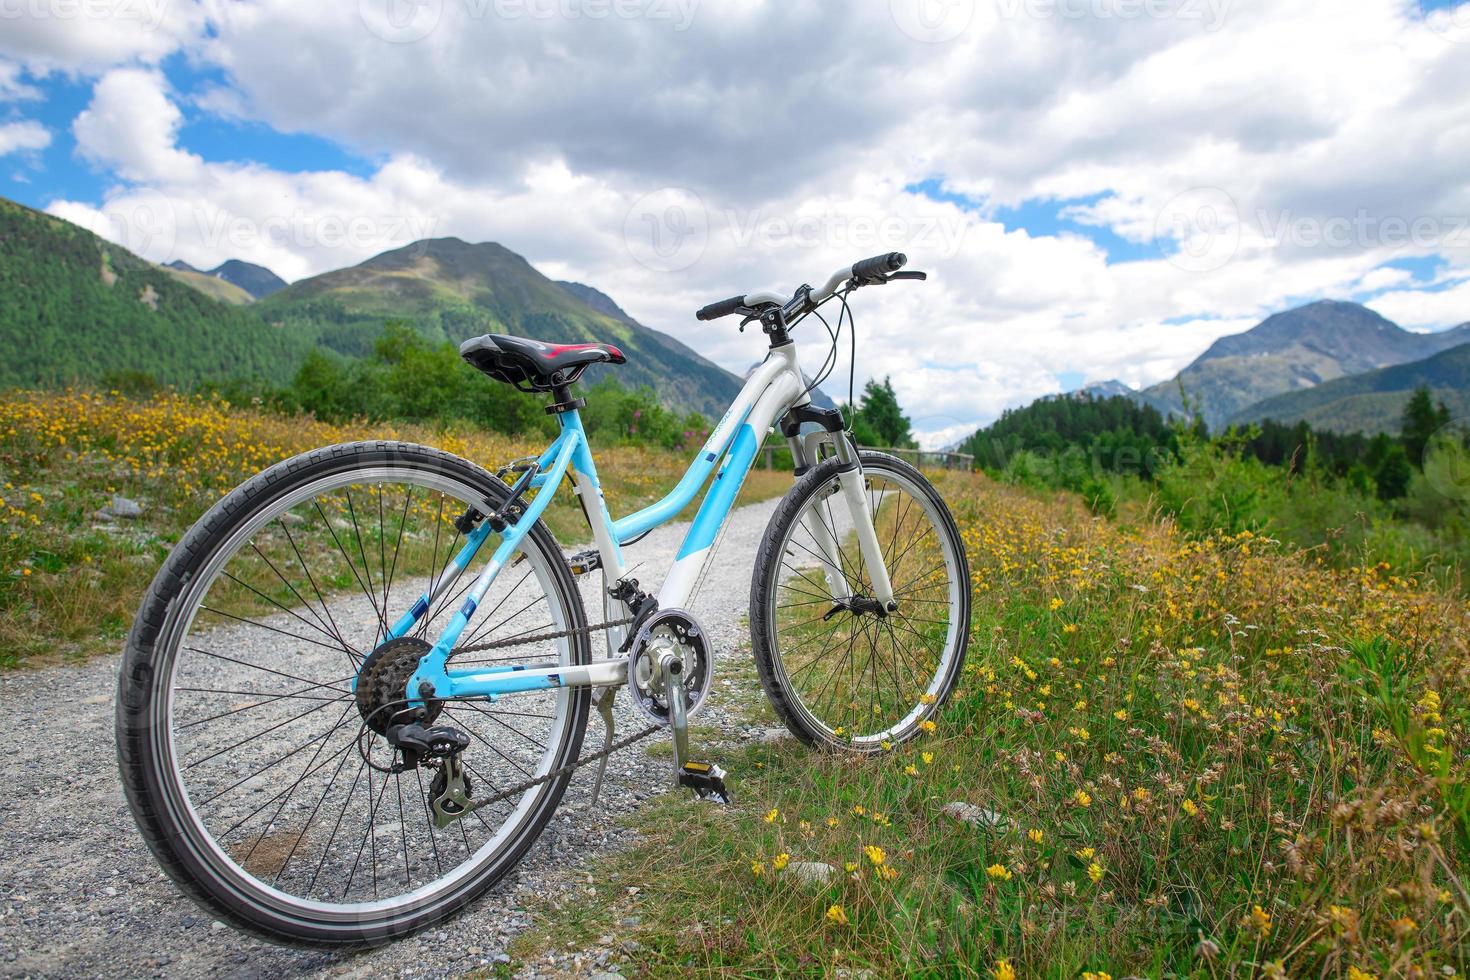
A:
851;252;907;281
696;295;746;321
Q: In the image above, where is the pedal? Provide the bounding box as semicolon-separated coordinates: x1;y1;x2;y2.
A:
678;761;731;805
568;549;602;576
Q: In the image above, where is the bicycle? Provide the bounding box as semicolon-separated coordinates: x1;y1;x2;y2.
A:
116;250;971;946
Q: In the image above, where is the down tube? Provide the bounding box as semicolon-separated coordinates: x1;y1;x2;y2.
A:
659;374;801;608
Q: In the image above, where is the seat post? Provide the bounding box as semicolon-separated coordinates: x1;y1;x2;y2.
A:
545;380;587;418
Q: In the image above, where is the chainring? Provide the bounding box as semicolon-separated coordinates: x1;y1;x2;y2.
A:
627;607;713;725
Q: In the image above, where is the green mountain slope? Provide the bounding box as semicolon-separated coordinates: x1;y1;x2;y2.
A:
1229;340;1470;433
255;238;745;417
0;197;308;388
1139;301;1470;429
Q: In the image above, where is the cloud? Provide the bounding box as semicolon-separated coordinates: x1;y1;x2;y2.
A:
0;119;48;155
0;0;202;72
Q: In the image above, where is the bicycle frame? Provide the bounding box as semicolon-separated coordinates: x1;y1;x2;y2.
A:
385;340;893;707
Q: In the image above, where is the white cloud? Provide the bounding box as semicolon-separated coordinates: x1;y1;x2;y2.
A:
0;0;202;72
0;119;48;155
0;58;40;100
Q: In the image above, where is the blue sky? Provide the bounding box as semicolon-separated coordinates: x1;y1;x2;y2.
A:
4;58;372;206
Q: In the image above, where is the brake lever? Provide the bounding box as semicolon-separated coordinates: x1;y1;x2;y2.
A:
889;270;927;281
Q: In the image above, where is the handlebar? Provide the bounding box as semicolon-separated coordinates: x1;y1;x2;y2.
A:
696;295;747;322
695;252;916;322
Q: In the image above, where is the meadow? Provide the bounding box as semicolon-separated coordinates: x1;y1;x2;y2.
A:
3;389;1466;976
0;388;788;668
515;478;1470;977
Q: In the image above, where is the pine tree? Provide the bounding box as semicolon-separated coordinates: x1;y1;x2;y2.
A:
854;377;915;448
1401;386;1451;468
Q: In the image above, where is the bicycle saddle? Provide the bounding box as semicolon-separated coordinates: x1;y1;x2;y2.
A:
460;334;626;391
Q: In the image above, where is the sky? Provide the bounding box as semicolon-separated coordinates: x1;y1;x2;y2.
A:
2;0;1469;448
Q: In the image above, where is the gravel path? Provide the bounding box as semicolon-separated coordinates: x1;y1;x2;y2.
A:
0;495;787;980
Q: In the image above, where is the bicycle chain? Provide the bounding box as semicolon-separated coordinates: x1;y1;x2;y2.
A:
457;720;662;817
450;616;634;655
444;614;659;817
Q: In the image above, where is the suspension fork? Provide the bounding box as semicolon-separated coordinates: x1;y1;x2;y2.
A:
832;435;896;608
788;428;895;609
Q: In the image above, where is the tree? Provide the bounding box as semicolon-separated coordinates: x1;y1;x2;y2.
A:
1401;386;1451;468
852;376;914;448
1372;443;1413;501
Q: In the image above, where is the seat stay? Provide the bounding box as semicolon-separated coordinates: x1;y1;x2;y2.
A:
405;425;583;704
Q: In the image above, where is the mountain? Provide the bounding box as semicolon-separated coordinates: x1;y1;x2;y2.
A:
161;263;254;305
256;238;746;418
1139;301;1470;429
1075;379;1135;400
1230;339;1470;434
167;258;286;299
0;197;307;388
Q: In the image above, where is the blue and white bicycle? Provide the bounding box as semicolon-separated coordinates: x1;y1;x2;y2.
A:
117;251;969;945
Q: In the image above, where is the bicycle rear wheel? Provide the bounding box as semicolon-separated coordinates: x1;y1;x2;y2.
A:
750;451;969;750
116;442;590;946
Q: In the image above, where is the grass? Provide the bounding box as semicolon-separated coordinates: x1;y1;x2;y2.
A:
0;388;791;668
511;477;1470;977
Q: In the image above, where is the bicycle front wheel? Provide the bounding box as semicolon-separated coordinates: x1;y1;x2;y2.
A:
116;442;590;946
750;451;969;751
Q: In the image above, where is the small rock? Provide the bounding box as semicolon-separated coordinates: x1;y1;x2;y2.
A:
758;727;792;744
105;495;144;520
941;801;1007;830
786;861;837;888
588;973;626;980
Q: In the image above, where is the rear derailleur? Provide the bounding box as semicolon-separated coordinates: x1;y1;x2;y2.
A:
384;719;475;829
